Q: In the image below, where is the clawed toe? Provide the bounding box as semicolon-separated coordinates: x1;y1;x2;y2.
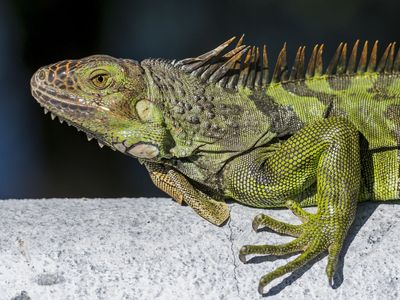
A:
250;213;303;237
258;282;265;294
241;210;348;294
239;246;249;263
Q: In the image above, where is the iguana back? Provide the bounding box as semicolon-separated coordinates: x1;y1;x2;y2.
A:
167;37;400;201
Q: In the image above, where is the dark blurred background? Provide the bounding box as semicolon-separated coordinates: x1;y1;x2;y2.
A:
0;0;398;198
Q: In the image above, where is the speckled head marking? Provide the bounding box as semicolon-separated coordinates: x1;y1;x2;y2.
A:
31;55;173;160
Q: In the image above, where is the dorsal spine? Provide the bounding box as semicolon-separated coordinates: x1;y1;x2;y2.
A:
174;36;399;91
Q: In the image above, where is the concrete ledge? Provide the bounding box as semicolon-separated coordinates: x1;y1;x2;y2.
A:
0;198;399;299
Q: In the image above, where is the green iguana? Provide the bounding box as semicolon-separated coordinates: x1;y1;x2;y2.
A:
30;36;400;294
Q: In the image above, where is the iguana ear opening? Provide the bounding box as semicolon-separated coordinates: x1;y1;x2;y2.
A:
135;99;163;123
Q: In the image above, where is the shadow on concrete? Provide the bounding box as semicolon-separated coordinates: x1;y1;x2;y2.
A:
246;252;300;264
262;253;326;297
332;201;389;288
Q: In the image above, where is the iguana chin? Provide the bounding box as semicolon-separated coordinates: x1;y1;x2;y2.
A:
30;35;400;294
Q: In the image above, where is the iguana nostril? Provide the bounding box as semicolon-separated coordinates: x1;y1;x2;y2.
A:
38;70;46;80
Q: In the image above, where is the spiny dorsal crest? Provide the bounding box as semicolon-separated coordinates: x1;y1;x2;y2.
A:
174;36;400;90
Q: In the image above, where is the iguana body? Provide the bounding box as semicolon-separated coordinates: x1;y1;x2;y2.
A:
30;36;400;293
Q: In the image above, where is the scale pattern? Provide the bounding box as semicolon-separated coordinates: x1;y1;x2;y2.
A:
225;117;360;292
144;161;229;226
30;36;400;295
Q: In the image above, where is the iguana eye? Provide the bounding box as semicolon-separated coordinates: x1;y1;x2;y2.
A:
90;70;111;89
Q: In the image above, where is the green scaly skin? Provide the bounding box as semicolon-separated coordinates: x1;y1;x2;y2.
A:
30;37;400;294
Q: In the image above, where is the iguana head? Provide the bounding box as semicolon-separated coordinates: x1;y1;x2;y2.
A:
31;55;174;160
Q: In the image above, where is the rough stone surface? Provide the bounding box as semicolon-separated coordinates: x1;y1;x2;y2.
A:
0;198;399;300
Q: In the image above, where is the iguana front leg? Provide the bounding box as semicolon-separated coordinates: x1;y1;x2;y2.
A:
223;117;361;293
143;161;230;226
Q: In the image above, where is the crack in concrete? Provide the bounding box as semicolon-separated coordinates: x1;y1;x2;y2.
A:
227;207;244;300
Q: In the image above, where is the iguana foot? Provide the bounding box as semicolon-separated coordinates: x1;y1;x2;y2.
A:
240;200;347;294
144;161;230;225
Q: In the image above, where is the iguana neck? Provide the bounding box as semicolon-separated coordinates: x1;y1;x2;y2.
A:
141;58;302;139
141;59;215;155
140;59;303;188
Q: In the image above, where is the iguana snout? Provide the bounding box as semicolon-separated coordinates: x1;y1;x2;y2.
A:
30;55;144;117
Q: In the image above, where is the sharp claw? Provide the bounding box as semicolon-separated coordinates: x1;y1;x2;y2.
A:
327;271;334;287
252;219;259;232
252;214;264;232
328;276;334;287
258;282;265;294
285;199;295;208
239;246;248;263
239;253;247;263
